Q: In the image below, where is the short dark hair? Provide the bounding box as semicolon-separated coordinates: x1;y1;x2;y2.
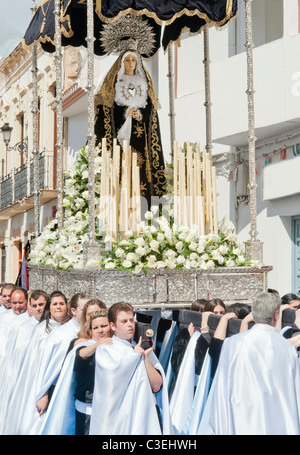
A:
108;302;134;324
281;293;300;305
2;283;16;294
30;289;48;303
190;299;209;312
69;292;90;310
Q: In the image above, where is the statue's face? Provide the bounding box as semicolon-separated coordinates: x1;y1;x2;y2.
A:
124;54;137;75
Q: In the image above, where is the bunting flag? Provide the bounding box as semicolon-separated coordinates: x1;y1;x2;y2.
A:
263;154;271;166
292;144;300;156
280;148;286;160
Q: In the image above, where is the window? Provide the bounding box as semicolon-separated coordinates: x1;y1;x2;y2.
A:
229;0;284;56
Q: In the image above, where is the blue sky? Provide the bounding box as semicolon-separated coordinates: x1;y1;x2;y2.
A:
0;0;35;58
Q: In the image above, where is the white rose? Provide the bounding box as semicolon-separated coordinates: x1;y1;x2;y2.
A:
218;245;229;255
135;246;146;257
188;241;198;251
105;262;116;269
119;239;131;246
156;261;167;269
124;230;133;238
199;260;208;270
126;252;138;262
225;232;237;242
122;260;132;268
178;232;188;241
175;241;183;252
237;255;245;264
226;259;236;267
115;248;125;258
144;211;153;220
176;255;185;265
75;211;83;220
206;260;215;269
190;260;199;268
165;259;176;269
165;249;176;260
134;237;145;247
197;245;205;254
147;256;157;268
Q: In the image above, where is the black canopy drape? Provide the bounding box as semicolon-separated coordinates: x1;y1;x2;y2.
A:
23;0;238;55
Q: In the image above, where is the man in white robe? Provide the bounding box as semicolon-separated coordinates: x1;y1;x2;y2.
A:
0;290;48;434
0;287;30;363
0;283;15;312
208;292;300;435
89;302;172;435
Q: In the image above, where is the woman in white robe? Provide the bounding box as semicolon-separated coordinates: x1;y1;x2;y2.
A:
6;290;70;435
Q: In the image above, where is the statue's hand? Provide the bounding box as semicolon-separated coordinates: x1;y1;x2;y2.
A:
128;107;142;121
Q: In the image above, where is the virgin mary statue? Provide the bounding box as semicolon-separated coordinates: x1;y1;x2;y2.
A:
94;17;167;205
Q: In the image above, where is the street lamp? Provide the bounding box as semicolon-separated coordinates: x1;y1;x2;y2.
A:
0;123;13;148
0;123;28;159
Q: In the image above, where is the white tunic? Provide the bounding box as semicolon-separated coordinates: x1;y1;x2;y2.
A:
208;324;300;435
35;317;81;403
89;336;172;435
7;319;61;434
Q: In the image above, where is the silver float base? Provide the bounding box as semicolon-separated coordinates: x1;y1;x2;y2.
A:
27;264;273;309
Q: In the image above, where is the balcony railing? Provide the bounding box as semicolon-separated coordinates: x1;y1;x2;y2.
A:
0;151;56;210
1;174;12;209
14;164;28;202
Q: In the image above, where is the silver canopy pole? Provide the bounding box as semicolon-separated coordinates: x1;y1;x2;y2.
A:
167;43;176;160
244;0;263;264
31;0;40;239
83;0;102;275
203;28;212;158
54;0;64;233
86;0;96;245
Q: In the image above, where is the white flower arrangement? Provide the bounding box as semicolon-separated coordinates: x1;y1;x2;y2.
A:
30;146;101;271
29;146;261;273
99;214;255;274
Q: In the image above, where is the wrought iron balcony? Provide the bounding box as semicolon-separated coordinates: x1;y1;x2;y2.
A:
0;174;12;209
0;151;56;210
14;164;28;202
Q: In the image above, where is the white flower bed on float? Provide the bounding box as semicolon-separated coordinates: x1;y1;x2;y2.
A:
29;146;261;273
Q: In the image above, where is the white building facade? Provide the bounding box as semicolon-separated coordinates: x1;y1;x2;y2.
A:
165;0;300;296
